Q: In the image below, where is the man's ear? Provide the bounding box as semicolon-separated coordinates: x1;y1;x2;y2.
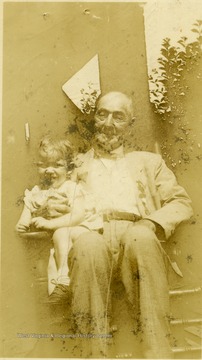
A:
131;116;136;124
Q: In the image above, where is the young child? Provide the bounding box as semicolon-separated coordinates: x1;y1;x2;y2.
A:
16;135;102;301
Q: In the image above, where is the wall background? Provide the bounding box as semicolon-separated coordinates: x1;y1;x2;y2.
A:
2;2;157;357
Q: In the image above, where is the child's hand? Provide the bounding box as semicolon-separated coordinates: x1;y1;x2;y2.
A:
31;217;52;230
15;223;30;233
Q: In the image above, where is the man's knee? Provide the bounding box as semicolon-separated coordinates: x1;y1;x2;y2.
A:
69;231;111;278
72;231;107;258
122;224;157;253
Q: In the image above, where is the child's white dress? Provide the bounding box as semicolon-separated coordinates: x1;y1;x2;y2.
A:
24;179;102;228
24;180;103;294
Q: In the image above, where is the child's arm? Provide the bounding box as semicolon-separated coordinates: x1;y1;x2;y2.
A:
31;195;85;231
16;205;32;232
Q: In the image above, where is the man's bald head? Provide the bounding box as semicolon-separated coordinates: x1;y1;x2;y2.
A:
96;91;134;120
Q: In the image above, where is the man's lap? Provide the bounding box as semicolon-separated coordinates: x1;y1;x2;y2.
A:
70;220;163;268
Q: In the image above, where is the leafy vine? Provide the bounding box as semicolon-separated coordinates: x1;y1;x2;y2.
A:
80;82;99;114
149;20;202;118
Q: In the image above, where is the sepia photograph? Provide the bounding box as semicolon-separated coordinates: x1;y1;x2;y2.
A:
1;0;202;359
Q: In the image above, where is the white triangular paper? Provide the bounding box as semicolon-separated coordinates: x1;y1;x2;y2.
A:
62;54;101;114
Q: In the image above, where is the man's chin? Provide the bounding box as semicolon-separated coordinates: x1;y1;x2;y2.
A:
95;134;122;151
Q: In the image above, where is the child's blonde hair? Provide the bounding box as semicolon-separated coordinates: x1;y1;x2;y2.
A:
39;135;74;171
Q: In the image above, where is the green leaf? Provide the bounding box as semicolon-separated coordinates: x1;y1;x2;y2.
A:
194;20;202;26
191;29;199;33
152;99;161;103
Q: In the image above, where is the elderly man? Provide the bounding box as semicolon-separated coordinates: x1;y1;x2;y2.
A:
45;91;192;358
66;91;193;358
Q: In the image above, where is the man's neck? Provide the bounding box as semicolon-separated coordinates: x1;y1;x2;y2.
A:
92;143;124;159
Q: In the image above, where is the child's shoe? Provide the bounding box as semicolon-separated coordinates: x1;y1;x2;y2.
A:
49;276;71;304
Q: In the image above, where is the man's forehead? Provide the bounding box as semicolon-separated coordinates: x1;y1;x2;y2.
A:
97;95;129;111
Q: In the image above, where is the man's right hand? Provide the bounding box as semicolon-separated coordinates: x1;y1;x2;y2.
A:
43;193;71;218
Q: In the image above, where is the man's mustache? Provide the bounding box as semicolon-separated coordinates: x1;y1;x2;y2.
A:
95;128;118;137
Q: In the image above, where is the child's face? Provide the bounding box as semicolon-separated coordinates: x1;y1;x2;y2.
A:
37;155;67;189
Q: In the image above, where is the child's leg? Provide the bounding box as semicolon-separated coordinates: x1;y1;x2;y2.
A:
52;227;72;282
52;226;91;284
49;227;93;300
48;226;98;303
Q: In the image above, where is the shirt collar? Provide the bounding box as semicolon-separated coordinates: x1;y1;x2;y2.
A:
93;145;124;159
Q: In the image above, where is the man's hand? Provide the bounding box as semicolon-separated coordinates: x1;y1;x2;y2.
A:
137;219;156;233
41;193;71;218
31;217;53;230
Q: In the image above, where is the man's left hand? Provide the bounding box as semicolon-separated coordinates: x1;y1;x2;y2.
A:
137;219;156;233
